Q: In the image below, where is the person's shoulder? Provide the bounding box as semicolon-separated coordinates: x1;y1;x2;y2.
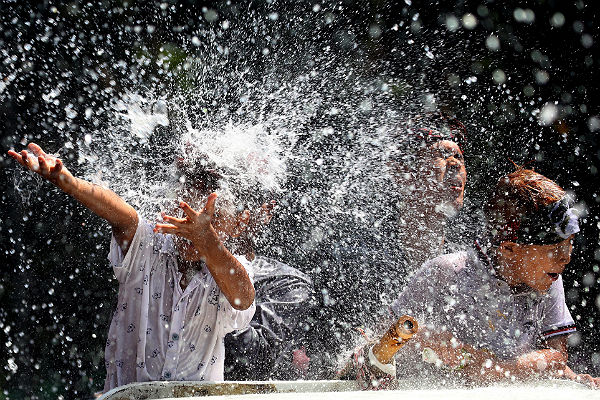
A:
249;255;312;283
404;252;468;288
135;216;174;254
422;251;469;274
136;216;154;234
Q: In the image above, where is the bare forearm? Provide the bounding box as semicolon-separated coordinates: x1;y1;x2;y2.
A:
56;173;138;248
9;143;138;250
155;196;255;309
513;349;567;376
466;349;566;383
201;236;255;310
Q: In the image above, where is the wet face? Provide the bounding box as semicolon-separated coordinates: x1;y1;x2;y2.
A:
413;140;467;212
496;236;574;293
172;206;244;262
170;183;246;263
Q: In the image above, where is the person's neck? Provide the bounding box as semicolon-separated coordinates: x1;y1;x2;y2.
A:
398;202;446;268
177;258;202;290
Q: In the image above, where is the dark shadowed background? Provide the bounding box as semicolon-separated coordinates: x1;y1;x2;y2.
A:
1;1;599;399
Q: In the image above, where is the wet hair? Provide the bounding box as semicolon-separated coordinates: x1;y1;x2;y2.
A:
485;166;569;244
408;112;467;150
174;152;272;211
175;154;223;195
389;112;467;165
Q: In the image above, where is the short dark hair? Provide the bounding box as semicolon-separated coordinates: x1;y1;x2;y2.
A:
175;154;223;194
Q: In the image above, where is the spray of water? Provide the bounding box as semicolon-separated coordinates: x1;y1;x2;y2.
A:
73;61;421;239
5;2;597;396
77;93;292;219
69;59;432;359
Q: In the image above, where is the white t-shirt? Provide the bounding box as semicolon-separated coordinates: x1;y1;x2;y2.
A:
103;218;255;392
390;249;575;361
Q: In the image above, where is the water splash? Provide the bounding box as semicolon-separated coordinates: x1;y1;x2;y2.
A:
74;63;415;234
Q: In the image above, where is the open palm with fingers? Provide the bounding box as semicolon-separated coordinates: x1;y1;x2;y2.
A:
8;143;73;187
155;193;221;257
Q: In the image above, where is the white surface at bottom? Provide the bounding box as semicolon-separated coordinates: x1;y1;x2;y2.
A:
99;379;598;400
159;384;599;400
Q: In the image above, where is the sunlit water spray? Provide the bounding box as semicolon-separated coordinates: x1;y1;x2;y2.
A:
9;57;440;345
47;62;434;359
77;93;291;220
3;2;599;396
3;5;475;379
69;63;420;242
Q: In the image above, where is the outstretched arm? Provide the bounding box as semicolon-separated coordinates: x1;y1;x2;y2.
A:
473;336;600;387
546;335;600;388
154;194;255;310
474;346;567;383
417;330;600;388
8;143;138;252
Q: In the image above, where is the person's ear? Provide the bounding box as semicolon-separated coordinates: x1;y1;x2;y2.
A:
260;201;276;226
239;209;251;225
499;242;516;253
496;241;520;265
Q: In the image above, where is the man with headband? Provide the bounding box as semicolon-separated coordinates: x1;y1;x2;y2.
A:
389;113;468;271
364;167;599;388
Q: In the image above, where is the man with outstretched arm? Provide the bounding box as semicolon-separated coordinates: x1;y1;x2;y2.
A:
8;143;255;392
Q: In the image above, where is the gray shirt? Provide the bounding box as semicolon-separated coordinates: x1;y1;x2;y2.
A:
390;248;575;361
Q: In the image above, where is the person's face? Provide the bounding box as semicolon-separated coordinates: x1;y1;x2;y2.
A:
405;140;466;212
429;140;467;209
170;183;247;262
496;236;574;293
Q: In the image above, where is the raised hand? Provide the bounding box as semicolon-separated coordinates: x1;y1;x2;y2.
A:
155;193;221;257
156;193;255;310
7;143;73;187
8;142;139;252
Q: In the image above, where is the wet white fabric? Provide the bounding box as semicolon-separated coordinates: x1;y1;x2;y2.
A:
103;218;255;392
390;249;575;360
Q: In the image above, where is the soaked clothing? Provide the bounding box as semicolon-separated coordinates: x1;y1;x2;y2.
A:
224;256;315;380
103;218;255;392
390;247;575;367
